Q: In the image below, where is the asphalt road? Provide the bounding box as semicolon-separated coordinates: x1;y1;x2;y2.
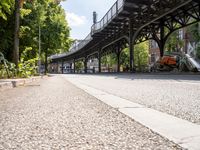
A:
0;75;181;149
64;73;200;124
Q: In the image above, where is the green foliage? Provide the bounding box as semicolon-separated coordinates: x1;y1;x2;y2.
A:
101;53;118;72
18;47;38;78
101;53;117;67
120;48;129;68
0;52;8;78
75;61;84;72
196;43;200;59
187;22;200;42
119;42;149;72
0;49;38;79
165;30;184;52
0;0;15;20
20;8;32;19
0;65;9;78
0;52;16;78
41;1;71;55
7;62;17;77
187;22;200;59
134;42;149;71
100;42;149;72
1;0;72;76
19;0;72;73
0;0;15;61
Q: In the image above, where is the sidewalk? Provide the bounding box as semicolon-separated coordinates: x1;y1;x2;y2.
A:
0;75;181;150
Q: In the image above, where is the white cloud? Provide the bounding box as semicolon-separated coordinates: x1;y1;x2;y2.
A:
66;12;87;27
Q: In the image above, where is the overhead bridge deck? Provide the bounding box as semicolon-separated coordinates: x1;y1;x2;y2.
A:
50;0;200;73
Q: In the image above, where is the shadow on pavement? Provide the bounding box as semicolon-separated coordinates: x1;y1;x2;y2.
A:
61;72;200;81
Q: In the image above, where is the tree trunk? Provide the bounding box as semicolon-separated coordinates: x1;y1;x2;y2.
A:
13;0;20;67
45;49;48;75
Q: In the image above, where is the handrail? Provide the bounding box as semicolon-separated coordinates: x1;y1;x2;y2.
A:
50;0;125;60
69;33;92;52
91;0;124;34
66;0;124;55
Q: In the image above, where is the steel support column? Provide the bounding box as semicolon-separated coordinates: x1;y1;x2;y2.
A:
159;20;165;57
73;59;76;73
116;46;120;73
129;19;134;72
84;57;88;74
70;63;72;73
61;60;64;74
98;51;101;73
56;61;59;73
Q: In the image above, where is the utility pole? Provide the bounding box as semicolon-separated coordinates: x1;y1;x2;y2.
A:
38;24;41;74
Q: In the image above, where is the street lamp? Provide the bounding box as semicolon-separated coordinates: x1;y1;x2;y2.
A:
38;24;41;74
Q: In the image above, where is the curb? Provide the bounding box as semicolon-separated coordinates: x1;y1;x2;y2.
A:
66;77;200;150
0;82;13;91
0;76;48;91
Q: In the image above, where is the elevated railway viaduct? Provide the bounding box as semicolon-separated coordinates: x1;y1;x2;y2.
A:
50;0;200;73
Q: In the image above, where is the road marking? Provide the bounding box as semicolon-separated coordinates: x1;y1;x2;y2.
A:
66;77;200;150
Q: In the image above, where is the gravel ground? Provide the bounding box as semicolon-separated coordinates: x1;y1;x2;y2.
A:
64;74;200;124
0;75;182;149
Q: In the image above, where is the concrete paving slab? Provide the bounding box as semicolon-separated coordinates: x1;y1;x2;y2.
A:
0;82;13;91
66;76;200;150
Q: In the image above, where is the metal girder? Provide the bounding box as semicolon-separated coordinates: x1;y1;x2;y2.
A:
50;0;200;70
134;1;200;44
192;0;199;3
125;0;150;5
131;0;192;43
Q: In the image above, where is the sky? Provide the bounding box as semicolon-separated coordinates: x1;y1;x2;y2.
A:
61;0;116;40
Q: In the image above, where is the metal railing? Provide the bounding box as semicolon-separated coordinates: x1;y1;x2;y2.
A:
51;0;125;60
91;0;124;34
69;0;124;52
69;33;92;52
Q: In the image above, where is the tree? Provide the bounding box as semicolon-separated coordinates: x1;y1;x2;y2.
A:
0;0;14;20
0;0;15;61
19;0;47;60
13;0;33;67
75;61;84;72
187;22;200;59
100;42;149;72
0;0;72;77
165;30;184;53
120;48;129;70
134;42;149;71
0;13;15;61
119;42;149;72
18;0;71;74
41;1;71;74
13;0;20;67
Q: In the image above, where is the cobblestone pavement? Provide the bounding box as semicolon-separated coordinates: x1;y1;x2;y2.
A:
64;74;200;124
0;75;182;149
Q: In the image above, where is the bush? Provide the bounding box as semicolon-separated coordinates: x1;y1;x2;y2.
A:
1;62;17;78
0;52;10;78
0;48;38;79
0;65;7;78
17;47;38;78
